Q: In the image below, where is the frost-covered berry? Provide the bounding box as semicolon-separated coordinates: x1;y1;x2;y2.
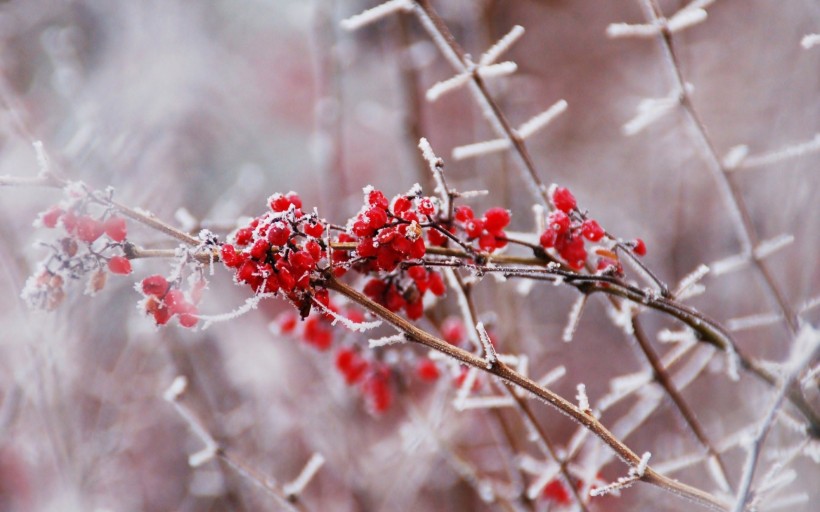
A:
141;275;169;296
103;216;128;242
483;207;510;232
551;186;576;213
581;219;605;241
107;256;132;275
416;359;440;381
632;238;647;256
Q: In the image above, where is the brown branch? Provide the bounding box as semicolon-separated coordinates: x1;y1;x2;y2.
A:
325;277;730;511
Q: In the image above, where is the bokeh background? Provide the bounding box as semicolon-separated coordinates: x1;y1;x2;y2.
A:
0;1;818;510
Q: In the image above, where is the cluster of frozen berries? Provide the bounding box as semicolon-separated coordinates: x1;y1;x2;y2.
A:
334;187;448;320
220;192;329;315
539;185;645;272
275;299;398;413
138;274;203;328
22;192;133;311
452;205;511;253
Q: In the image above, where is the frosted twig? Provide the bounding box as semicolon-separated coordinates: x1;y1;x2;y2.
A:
562;294;588;342
517;100;569;139
163;376;218;467
673;264;710;299
606;22;662;39
312;297;382;332
709;252;750;276
667;7;708;33
622;90;680;136
727;313;783;333
425;61;517;101
452;99;567;160
477;321;497;368
536;365;566;388
802;33;820;49
452;139;511;160
799;294;820;315
369;332;407;348
732;324;820;511
458;396;515;410
340;0;412;31
608;0;710;39
480;25;525;65
283;453;326;498
201;292;276;330
752;233;794;260
576;383;590;412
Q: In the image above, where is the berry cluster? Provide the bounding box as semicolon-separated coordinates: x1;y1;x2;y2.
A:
276;304;397;414
220;192;328;316
22;188;132;311
538;185;644;272
453;205;511;252
336;187;448;320
138;274;203;328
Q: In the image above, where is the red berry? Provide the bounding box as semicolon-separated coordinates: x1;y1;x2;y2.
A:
547;211;571;234
220;244;243;268
368;189;389;210
269;193;290;212
581;219;605;241
483;207;510;232
464;218;485;238
303;221;324;238
164;289;187;315
107;256;132;275
178;311;199;328
539;228;557;248
551;186;577;213
405;298;424;319
416;359;440;381
454;205;474;222
392;196;411;214
103;216;127;242
417;197;436;216
235;227;253;246
363;278;387;298
76;216;104;243
428;271;446;296
363;370;392;413
267;222;290;246
285;192;302;209
141;275;169;296
40;206;63;228
276;311;298;333
427;228;447;246
543;479;571;505
250;239;270;260
632;238;647;256
441;317;465;345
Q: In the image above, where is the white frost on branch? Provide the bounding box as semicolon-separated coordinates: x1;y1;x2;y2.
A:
457;396;515;411
201;292;277;330
607;0;712;39
312;297;383;333
454;367;479;410
480;24;526;65
673;264;710;299
802;33;820;49
562;294;587;342
369;332;407;348
536;365;566;388
452;100;567;160
576;383;590;412
476;321;497;368
283;453;325;498
622;89;681;136
727;312;783;332
710;252;750;276
340;0;412;31
727;133;820;171
425;61;517;101
671;345;716;389
163;376;219;468
753;233;794;260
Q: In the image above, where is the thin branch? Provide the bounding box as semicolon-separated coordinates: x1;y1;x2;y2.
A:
326;277;731;511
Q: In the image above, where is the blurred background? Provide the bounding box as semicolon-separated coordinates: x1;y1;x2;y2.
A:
0;0;818;510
